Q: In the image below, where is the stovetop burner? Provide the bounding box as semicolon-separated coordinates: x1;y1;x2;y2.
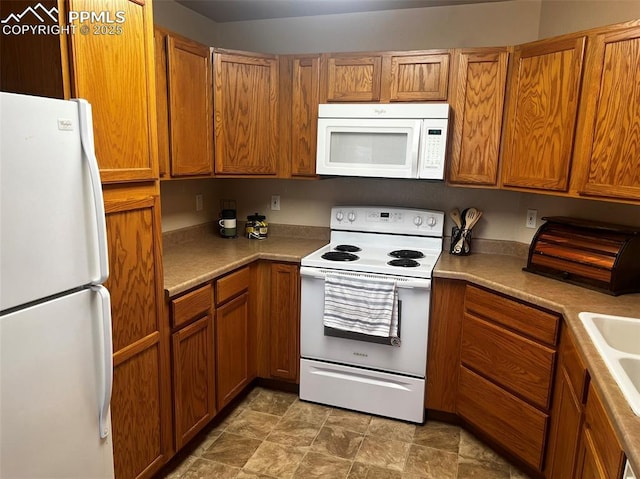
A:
322;251;359;262
388;258;420;268
389;249;425;259
335;244;361;253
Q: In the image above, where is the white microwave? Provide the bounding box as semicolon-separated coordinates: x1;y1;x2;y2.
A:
316;103;449;179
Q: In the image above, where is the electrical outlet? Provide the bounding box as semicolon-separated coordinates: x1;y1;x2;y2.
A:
526;209;537;229
195;194;203;212
271;195;280;211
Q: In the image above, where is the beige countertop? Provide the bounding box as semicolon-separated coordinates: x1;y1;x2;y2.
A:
435;253;640;473
163;234;326;298
163;232;640;471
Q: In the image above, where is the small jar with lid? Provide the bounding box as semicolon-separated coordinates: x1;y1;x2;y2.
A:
245;213;268;239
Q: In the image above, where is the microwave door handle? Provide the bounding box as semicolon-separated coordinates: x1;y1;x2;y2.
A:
410;120;421;176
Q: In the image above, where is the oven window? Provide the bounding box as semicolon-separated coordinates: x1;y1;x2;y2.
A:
329;132;408;165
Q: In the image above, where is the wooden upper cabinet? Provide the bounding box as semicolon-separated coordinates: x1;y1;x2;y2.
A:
154;27;171;178
67;0;158;183
320;50;451;103
387;52;450;101
290;55;320;177
574;25;640;201
501;35;586;191
155;27;213;178
0;0;69;99
167;35;213;176
448;48;509;186
213;49;279;175
322;53;382;102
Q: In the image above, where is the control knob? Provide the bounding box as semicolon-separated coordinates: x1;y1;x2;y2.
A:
427;216;437;227
413;216;423;227
335;211;344;222
347;211;357;222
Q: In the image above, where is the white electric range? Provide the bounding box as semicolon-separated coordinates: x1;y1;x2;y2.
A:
299;206;444;423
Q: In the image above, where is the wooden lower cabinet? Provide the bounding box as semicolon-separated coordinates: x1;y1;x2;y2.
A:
426;278;465;412
104;185;170;479
545;326;589;479
169;284;216;451
457;366;549;470
457;285;559;472
216;292;250;408
575;383;626;479
268;263;300;381
215;267;254;409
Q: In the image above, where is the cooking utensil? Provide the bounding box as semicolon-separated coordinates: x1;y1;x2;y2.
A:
453;208;483;254
465;209;483;231
450;208;463;229
463;207;479;229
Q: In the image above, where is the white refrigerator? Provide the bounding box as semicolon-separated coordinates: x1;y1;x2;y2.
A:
0;92;115;478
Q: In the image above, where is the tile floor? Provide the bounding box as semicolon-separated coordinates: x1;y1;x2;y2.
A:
158;387;533;479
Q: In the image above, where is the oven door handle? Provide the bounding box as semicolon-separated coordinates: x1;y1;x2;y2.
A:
300;266;431;290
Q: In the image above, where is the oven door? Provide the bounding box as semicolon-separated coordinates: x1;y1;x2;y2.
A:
316;118;421;178
299;267;430;378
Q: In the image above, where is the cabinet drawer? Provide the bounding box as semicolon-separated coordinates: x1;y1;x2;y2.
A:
458;366;549;471
171;284;213;329
560;326;588;403
461;313;556;410
216;266;250;305
465;285;560;345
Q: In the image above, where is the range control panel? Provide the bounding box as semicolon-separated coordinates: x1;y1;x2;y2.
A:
331;206;444;237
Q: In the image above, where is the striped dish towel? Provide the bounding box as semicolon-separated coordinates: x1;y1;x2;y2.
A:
323;273;400;346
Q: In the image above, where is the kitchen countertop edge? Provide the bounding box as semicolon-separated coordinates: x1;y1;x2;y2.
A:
434;253;640;473
163;235;327;298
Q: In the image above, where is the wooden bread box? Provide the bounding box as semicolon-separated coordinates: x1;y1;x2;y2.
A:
524;217;640;295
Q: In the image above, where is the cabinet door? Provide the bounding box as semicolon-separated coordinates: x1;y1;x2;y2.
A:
269;264;300;381
448;48;509;186
172;314;216;450
216;292;250;409
575;25;640;201
0;0;68;99
167;35;213;176
545;327;588;479
426;278;465;412
67;0;158;183
387;52;450;101
154;27;170;178
322;53;382;102
575;429;608;479
104;186;170;479
546;367;585;479
291;56;320;177
575;383;626;479
501;36;585;191
213;50;278;175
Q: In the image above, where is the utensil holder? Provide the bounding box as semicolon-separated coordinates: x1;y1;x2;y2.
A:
450;227;472;255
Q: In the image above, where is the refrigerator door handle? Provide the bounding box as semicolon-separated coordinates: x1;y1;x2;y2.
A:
92;285;113;439
75;99;109;284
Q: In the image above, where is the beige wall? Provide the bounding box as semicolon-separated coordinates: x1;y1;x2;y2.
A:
214;0;542;53
153;0;218;44
157;0;640;245
539;0;640;37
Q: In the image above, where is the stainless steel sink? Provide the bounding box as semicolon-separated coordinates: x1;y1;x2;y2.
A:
579;312;640;416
